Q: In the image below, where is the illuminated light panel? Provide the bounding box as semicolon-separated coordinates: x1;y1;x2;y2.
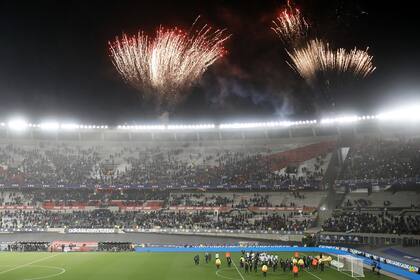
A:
8;118;28;131
320;115;358;125
40;122;60;131
61;123;80;130
1;103;420;132
118;125;166;131
377;105;420;122
219;121;293;129
167;124;215;130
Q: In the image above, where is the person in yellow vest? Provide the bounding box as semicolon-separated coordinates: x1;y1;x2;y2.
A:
292;257;298;266
215;258;221;269
293;265;299;278
298;258;304;269
239;256;245;268
262;264;268;277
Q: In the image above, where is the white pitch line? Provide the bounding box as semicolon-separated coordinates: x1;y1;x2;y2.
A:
25;265;66;280
0;254;61;275
303;269;323;280
231;260;245;280
215;268;241;280
0;265;16;273
299;252;323;280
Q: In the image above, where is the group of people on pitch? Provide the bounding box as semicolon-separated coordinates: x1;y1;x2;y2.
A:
195;251;332;278
237;251;331;277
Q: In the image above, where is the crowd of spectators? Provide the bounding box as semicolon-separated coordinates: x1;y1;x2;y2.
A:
339;138;420;181
0;191;33;206
321;210;417;235
169;193;233;207
215;212;308;231
0;188;170;207
0;143;326;189
0;188;315;211
0;208;312;232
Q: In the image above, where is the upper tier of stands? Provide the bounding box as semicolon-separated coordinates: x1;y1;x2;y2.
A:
0;138;335;189
321;209;420;235
337;137;420;185
342;191;420;208
0;188;325;210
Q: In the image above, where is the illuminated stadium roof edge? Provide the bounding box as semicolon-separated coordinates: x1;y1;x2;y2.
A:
1;104;419;132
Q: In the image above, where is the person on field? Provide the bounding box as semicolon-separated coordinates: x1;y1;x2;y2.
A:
298;258;304;269
376;262;381;276
285;259;291;272
305;256;311;268
281;258;286;272
371;260;377;273
240;256;245;268
253;258;258;272
312;257;318;270
293;265;299;278
194;254;200;265
262;264;268;277
216;258;221;269
205;252;209;263
319;259;324;272
273;257;278;272
244;260;249;273
226;252;232;267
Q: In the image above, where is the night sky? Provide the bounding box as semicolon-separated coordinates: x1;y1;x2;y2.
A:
0;0;419;124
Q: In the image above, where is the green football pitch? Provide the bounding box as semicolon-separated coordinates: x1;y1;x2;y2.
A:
0;252;394;280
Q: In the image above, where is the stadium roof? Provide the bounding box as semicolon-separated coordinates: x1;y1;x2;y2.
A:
2;104;419;133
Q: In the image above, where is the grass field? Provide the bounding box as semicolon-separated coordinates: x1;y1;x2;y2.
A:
0;252;394;280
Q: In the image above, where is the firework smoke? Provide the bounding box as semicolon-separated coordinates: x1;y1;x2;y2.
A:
287;39;375;84
271;0;309;47
109;17;230;108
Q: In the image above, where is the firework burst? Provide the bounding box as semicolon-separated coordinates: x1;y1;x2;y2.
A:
271;0;309;47
287;39;376;84
109;17;230;108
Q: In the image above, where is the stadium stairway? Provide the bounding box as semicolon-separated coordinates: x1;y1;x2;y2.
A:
315;147;344;226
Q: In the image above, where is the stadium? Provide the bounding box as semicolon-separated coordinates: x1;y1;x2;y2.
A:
1;1;420;280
